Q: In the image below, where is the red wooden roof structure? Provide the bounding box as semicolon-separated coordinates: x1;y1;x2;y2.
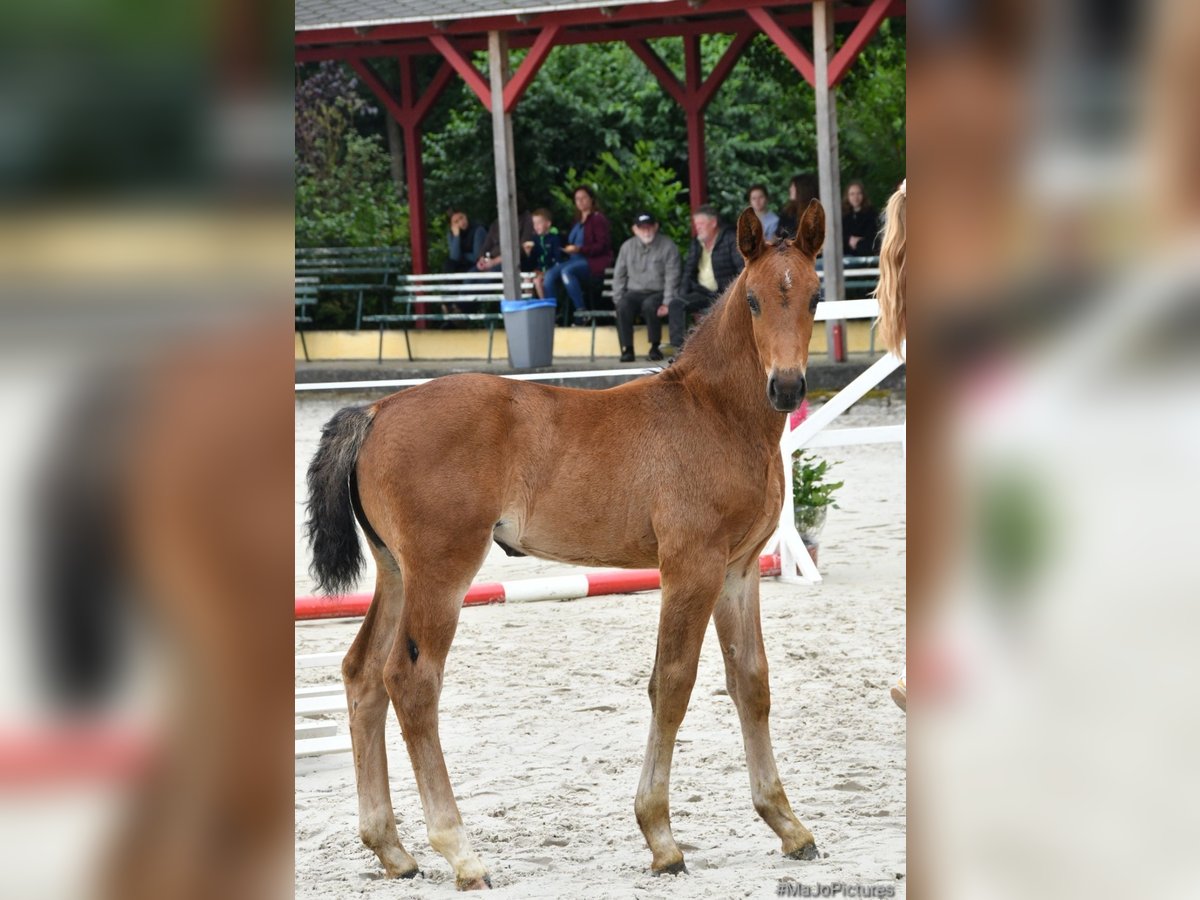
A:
296;0;903;303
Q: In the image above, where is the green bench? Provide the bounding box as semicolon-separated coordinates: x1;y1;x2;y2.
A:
570;269;618;361
295;276;319;362
295;247;407;330
363;272;536;364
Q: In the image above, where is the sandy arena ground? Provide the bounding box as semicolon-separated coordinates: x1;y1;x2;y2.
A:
295;388;906;899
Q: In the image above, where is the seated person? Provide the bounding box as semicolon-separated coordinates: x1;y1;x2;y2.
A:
612;212;681;362
522;208;565;298
670;205;744;350
747;184;780;241
445;210;487;273
543;185;613;314
476;210;535;272
842;180;880;256
776;173;818;241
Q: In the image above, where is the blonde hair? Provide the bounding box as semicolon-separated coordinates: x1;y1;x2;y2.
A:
873;184;906;358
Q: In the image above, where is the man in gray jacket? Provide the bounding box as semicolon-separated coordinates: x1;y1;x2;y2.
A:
612;212;682;362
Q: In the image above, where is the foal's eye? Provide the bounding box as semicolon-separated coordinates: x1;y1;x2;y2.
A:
809;287;823;313
747;290;761;316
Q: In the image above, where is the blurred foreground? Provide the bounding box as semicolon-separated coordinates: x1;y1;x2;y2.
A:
0;0;294;897
909;1;1200;897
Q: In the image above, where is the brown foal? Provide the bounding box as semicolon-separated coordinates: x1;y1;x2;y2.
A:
305;200;828;889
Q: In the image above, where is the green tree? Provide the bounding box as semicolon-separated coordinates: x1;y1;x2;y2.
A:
295;64;411;251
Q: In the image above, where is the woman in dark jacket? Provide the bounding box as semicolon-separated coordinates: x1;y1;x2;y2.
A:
842;180;880;256
543;185;613;312
776;173;819;240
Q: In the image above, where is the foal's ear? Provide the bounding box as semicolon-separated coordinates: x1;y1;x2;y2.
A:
792;198;825;259
736;207;766;261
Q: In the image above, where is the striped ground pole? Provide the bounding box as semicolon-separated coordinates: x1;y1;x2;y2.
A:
296;554;783;621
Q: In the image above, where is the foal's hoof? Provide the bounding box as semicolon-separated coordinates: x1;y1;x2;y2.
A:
785;842;820;861
456;874;492;891
398;867;420;880
652;860;689;877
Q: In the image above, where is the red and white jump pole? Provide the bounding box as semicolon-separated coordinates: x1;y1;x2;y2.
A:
296;554;782;621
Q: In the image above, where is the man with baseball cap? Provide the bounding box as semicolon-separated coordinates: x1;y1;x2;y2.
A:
612;211;682;362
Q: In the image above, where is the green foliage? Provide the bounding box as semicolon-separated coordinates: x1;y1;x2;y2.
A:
792;452;844;510
835;18;906;207
296;131;411;251
792;452;844;538
549;142;691;252
299;21;904;273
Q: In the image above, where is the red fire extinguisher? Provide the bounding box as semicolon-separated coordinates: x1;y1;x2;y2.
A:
832;322;846;362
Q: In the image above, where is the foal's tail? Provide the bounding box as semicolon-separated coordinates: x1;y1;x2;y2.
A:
305;404;376;595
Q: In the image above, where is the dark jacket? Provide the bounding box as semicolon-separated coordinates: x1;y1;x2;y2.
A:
481;212;536;267
682;226;744;296
448;222;486;266
577;211;614;279
843;206;880;256
528;230;565;271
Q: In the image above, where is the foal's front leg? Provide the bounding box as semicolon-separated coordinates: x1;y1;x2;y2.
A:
635;557;725;874
712;569;818;859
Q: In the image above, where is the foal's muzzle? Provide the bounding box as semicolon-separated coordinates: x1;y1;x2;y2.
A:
767;368;806;412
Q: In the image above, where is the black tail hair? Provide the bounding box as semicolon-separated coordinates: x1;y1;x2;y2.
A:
305;405;375;595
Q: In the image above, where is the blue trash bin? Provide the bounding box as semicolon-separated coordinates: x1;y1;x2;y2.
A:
501;298;557;368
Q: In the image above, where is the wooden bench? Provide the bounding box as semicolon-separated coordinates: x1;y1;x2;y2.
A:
295;276;319;362
363;271;536;364
295;247;407;330
831;255;881;297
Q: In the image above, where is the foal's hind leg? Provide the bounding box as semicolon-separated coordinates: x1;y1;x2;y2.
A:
635;553;726;875
384;532;493;891
342;559;421;877
712;568;818;860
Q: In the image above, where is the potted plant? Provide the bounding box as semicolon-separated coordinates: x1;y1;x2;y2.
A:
791;452;845;566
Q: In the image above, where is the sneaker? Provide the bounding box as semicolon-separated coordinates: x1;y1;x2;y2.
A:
619;348;635;363
647;345;664;362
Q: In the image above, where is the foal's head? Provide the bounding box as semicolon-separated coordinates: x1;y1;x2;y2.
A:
736;198;825;412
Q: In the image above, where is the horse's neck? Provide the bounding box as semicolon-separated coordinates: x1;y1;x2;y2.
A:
673;280;785;446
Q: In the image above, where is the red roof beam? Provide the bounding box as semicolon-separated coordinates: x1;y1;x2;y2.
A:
296;0;799;47
695;29;752;109
412;60;455;123
294;5;889;61
828;0;896;86
348;59;411;127
746;6;815;87
626;40;686;107
502;25;560;112
429;34;492;107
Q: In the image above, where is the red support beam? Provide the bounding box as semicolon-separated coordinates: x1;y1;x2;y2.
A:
412;60;455;123
347;57;455;276
502;25;560;112
695;29;752;109
626;40;686;107
429;34;491;108
683;35;707;207
399;56;430;276
348;59;411;127
746;6;815;86
629;30;750;209
828;0;893;85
